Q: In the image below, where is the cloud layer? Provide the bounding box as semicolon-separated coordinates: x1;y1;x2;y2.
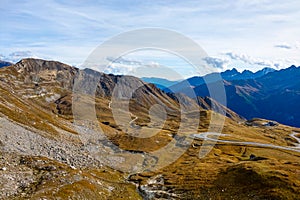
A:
0;51;40;63
274;44;293;49
224;52;294;69
203;57;230;69
1;0;300;75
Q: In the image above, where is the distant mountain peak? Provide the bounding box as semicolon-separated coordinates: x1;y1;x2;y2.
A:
224;68;239;74
286;65;299;71
231;68;238;72
257;67;275;73
241;69;254;75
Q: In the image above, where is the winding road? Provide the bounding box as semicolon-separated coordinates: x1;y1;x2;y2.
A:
108;100;300;153
290;132;300;148
191;132;300;153
108;100;138;128
129;115;138;128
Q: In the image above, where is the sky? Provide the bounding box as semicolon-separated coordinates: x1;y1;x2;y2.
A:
1;0;300;79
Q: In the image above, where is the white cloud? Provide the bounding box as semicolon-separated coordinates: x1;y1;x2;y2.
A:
225;52;257;64
274;43;293;49
102;56;185;80
203;56;229;70
107;56;142;66
274;41;300;50
144;61;161;68
224;52;295;69
103;56;161;75
103;62;135;75
1;51;40;63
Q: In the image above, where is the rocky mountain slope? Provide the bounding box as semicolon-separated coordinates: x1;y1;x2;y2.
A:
0;59;299;199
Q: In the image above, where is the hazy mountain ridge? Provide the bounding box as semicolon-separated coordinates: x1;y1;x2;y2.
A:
164;65;300;127
166;67;275;91
0;60;13;68
141;77;181;90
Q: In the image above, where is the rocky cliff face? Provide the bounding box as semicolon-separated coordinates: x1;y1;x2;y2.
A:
13;58;78;89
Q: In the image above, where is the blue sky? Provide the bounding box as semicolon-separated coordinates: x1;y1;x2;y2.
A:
1;0;300;79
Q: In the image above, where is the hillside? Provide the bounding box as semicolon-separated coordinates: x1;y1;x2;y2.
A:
0;59;299;199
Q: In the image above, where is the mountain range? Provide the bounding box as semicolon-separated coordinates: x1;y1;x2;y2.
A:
142;67;275;92
144;66;300;127
0;58;299;199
